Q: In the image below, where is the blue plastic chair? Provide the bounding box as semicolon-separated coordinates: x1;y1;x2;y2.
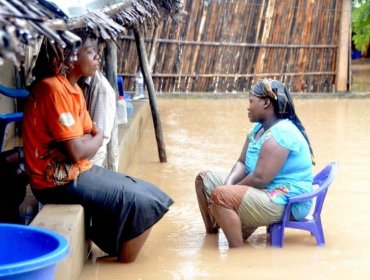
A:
0;84;29;151
267;161;338;247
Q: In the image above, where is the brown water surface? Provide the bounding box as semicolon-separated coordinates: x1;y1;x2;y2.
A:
80;98;370;280
352;58;370;93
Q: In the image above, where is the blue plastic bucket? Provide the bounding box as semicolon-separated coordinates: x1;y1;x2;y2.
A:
0;223;69;280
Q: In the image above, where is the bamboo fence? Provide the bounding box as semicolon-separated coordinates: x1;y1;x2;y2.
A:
117;0;343;94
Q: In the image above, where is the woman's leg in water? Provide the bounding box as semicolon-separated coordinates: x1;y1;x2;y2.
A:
195;172;218;233
118;227;152;263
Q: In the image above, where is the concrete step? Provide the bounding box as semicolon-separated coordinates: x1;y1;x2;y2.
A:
31;204;89;280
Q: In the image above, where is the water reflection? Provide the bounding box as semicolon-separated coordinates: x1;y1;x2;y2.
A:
80;98;370;279
352;58;370;92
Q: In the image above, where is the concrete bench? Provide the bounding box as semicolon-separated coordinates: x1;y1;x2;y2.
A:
31;204;89;280
118;100;150;172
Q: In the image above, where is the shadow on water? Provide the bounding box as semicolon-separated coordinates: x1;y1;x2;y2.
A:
80;98;370;279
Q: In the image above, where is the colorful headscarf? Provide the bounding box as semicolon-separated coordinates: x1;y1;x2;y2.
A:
251;79;315;165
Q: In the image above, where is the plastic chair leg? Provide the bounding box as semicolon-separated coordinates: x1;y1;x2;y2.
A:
313;219;325;246
269;223;284;248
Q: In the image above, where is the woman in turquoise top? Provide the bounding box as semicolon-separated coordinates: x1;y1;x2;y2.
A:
195;79;315;247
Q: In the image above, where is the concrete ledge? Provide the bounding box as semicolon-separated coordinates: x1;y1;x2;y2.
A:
31;204;88;280
118;100;150;172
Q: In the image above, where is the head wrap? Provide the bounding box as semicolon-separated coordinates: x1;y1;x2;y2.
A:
251;79;315;165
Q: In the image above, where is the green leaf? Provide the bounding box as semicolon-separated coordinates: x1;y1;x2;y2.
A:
352;0;370;55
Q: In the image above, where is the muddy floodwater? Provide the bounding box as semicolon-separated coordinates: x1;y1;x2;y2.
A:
352;58;370;93
80;98;370;280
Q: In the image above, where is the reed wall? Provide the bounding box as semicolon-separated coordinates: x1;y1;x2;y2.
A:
117;0;344;94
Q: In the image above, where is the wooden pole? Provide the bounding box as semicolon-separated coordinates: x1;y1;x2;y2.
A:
133;23;167;163
104;40;119;171
104;40;118;92
348;17;352;93
336;0;351;92
148;23;159;72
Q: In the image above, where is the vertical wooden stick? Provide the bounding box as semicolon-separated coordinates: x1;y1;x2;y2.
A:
148;23;160;72
133;23;167;162
104;40;119;171
336;0;351;92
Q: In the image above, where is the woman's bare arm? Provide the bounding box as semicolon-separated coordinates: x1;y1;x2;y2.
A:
63;123;103;162
225;135;250;185
237;136;289;188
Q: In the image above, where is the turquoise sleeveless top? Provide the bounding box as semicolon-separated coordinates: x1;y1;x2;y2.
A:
245;119;313;220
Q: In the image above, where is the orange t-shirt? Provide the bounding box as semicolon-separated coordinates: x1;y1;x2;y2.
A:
23;75;93;189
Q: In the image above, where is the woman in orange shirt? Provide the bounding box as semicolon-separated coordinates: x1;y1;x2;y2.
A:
23;34;173;263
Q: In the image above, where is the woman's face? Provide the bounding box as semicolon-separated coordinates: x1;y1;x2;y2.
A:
73;38;100;77
247;93;266;123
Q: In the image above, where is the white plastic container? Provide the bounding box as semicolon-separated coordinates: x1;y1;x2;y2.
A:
126;100;134;118
117;95;128;124
133;68;145;100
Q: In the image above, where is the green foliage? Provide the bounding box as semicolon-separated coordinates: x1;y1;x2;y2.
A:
352;0;370;56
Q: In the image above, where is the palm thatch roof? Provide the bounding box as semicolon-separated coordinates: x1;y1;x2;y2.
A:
0;0;183;67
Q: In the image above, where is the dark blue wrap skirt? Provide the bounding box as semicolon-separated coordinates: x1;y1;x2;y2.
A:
32;165;174;256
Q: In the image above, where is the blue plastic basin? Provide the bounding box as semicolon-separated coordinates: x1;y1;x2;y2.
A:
0;223;69;280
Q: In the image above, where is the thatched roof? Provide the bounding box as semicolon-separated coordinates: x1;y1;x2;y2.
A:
0;0;183;66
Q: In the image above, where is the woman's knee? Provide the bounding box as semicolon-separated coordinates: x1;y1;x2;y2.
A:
208;203;240;229
210;186;229;205
195;171;208;193
210;186;245;211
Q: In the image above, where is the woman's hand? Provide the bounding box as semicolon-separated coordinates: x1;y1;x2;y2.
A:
225;134;250;185
91;122;101;137
63;122;104;162
225;161;246;185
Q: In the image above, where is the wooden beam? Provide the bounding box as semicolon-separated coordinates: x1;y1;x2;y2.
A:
104;41;118;92
104;40;119;172
133;24;167;163
148;23;159;71
120;36;337;49
45;1;132;31
336;0;351;92
118;71;336;78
